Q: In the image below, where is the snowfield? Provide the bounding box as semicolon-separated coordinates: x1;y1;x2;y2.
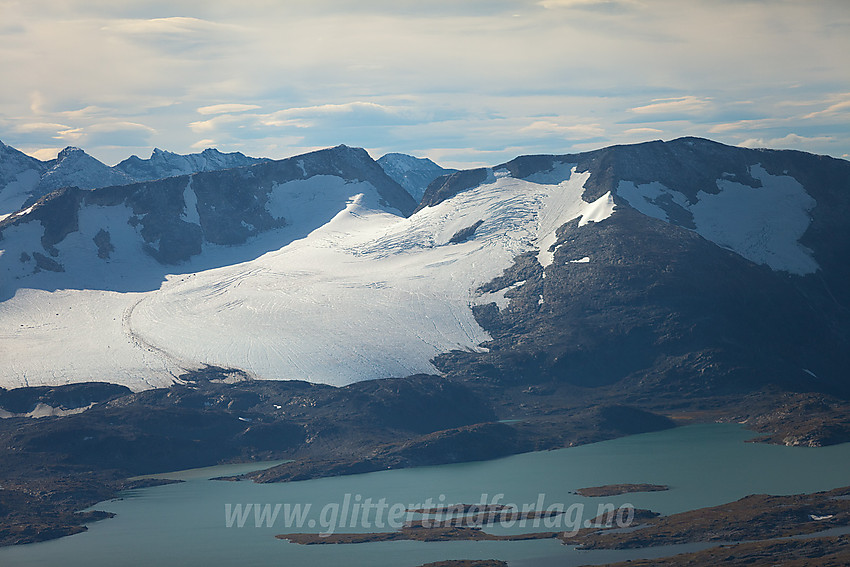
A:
617;164;819;275
0;167;612;390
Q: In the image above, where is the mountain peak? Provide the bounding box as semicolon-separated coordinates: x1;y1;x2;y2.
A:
377;153;456;202
56;146;86;160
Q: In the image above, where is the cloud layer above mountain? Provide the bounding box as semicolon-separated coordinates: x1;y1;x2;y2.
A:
1;0;848;166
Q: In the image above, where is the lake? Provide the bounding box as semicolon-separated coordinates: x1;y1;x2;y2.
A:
2;423;850;566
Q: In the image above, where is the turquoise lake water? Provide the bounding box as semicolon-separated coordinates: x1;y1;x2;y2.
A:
2;423;850;566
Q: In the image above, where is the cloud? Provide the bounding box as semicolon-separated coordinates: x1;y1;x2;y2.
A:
29;91;46;115
630;96;713;116
60;106;112;120
190;139;217;150
13;122;72;134
538;0;640;11
708;119;780;134
197;104;261;115
21;147;65;161
102;16;230;36
189;114;246;133
0;23;26;35
99;16;242;56
739;133;835;149
623;127;663;135
55;127;86;143
50;121;157;148
257;102;416;131
2;0;847;166
802;98;850;120
520;120;605;139
266;102;403;121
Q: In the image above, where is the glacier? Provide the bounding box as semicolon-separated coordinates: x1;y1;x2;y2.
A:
0;165;609;390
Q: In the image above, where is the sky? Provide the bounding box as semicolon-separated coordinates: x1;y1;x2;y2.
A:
1;0;848;168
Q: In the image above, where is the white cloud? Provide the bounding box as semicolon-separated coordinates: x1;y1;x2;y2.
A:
29;91;46;115
519;120;605;139
802;98;850;120
197;104;261;115
263;102;402;123
1;0;847;166
708;119;781;134
55;127;85;142
60;106;112;120
623;127;663;135
21;147;64;161
13;122;71;134
189;114;245;133
190;139;217;150
538;0;640;10
739;133;834;149
630;96;713;116
88;121;155;134
102;17;232;36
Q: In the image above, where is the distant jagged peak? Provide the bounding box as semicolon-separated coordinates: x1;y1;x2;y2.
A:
377;152;456;203
378;152;447;171
115;145;268;182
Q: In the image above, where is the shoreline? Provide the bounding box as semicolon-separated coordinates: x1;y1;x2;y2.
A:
2;376;850;551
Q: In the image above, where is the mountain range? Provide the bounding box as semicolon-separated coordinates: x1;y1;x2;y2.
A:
0;142;267;220
1;137;847;401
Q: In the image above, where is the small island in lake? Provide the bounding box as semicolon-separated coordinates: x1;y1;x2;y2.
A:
574;483;669;497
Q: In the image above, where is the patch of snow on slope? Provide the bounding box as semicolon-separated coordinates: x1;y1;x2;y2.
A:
265;175;384;225
181;178;200;225
52;203;150;275
616;180;690;223
478;280;526;310
617;164;818;275
0;169;41;217
0;222;46;282
690;165;817;275
534;165;615;267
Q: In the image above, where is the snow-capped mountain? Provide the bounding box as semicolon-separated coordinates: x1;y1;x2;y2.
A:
0;145;417;389
0;142;270;217
0;141;48;221
38;146;136;195
115;147;267;182
0;138;848;400
377;153;456;202
430;138;850;397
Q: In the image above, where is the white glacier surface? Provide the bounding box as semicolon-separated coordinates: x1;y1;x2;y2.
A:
0;169;614;390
